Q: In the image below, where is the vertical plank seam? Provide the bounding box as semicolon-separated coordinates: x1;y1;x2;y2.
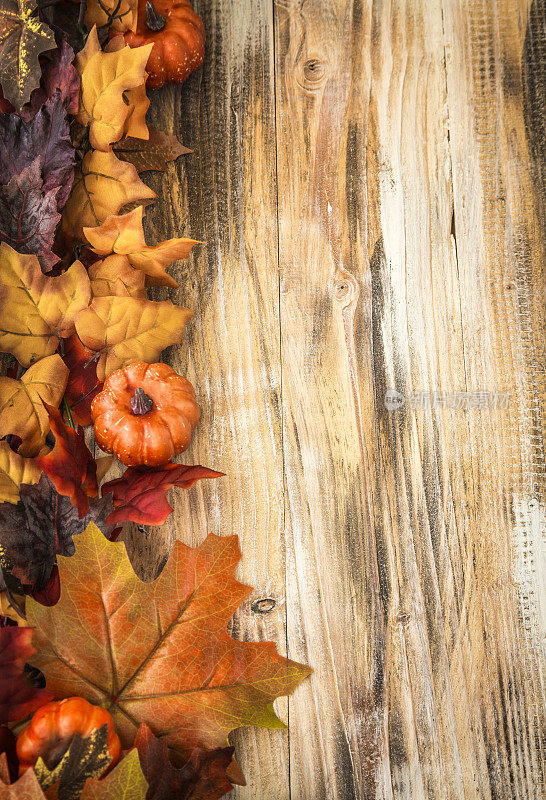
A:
270;1;290;797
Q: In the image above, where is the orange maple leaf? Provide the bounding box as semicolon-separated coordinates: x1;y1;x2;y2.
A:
84;206;199;288
27;525;311;756
88;255;146;298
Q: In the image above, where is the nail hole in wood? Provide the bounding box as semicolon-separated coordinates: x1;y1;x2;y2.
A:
251;598;276;614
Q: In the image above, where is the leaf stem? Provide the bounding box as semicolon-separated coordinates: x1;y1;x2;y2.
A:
62;396;75;428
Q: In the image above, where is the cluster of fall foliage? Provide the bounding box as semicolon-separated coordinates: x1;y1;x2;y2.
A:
0;1;310;798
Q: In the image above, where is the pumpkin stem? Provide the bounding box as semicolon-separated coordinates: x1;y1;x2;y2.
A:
145;1;166;31
130;387;154;415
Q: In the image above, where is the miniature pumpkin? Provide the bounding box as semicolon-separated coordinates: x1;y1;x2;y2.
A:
119;0;205;90
91;362;200;467
16;697;121;773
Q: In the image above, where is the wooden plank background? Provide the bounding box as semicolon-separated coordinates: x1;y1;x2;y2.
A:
137;0;545;797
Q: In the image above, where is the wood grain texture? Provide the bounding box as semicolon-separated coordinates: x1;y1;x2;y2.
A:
135;0;545;797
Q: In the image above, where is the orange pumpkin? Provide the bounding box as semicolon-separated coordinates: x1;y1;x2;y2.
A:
16;698;121;773
119;0;205;90
91;362;200;467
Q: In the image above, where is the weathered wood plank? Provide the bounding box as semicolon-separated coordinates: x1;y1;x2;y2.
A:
142;1;288;797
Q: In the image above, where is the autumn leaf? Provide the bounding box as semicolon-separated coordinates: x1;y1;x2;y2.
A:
134;724;233;800
102;463;224;526
0;94;75;211
85;0;138;33
84;206;198;287
34;727;112;800
61;149;156;243
80;749;147;800
0;758;47;799
0;474;115;596
74;296;193;380
114;127;191;173
21;40;80;120
75;26;152;151
0;161;61;271
105;35;149;140
0;440;40;504
0;246;91;366
0;626;52;724
0;0;56;111
88;255;146;299
35;403;98;518
0;354;68;456
27;524;311;756
0;729;17;784
61;335;103;428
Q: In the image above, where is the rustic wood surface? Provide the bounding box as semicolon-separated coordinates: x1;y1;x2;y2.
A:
137;1;545;797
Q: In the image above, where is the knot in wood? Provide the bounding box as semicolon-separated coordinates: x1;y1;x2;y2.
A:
251;598;276;615
333;271;359;307
298;57;328;91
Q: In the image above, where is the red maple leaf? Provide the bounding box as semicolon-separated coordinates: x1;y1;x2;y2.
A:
62;334;103;427
35;403;98;518
0;626;52;724
102;463;225;526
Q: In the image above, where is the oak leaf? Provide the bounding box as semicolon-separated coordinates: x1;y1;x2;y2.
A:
0;474;115;597
34;726;112;800
88;255;146;299
0;161;61;271
35;403;98;518
84;206;198;287
74;296;193;380
134;724;233;800
80;749;148;800
0;440;40;504
61;150;156;243
27;524;311;755
85;0;138;33
114;127;191;173
0;626;52;724
0;245;91;366
0;354;68;456
102;463;224;526
76;26;152;150
0;93;75;211
0;0;56;111
62;335;103;427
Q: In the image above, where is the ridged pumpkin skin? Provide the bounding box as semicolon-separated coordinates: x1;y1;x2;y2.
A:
17;698;121;773
120;0;205;90
91;362;200;467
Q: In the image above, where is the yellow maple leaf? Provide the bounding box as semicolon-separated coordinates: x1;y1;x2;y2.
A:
83;206;199;287
61;150;156;243
85;0;138;33
106;35;149;140
88;255;146;298
76;26;152;150
0;245;91;367
75;297;193;380
0;440;41;504
0;355;68;457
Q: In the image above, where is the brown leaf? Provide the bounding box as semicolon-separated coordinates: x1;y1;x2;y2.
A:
75;26;152;151
61;150;156;243
27;525;311;755
84;206;198;287
0;753;48;798
88;255;146;299
0;0;56;111
114;126;191;173
134;724;233;800
35;403;98;518
74;296;193;380
0;355;68;456
0;245;91;367
0;441;41;504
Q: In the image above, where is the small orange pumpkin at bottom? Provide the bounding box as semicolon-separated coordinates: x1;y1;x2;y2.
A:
91;362;200;467
16;697;121;774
